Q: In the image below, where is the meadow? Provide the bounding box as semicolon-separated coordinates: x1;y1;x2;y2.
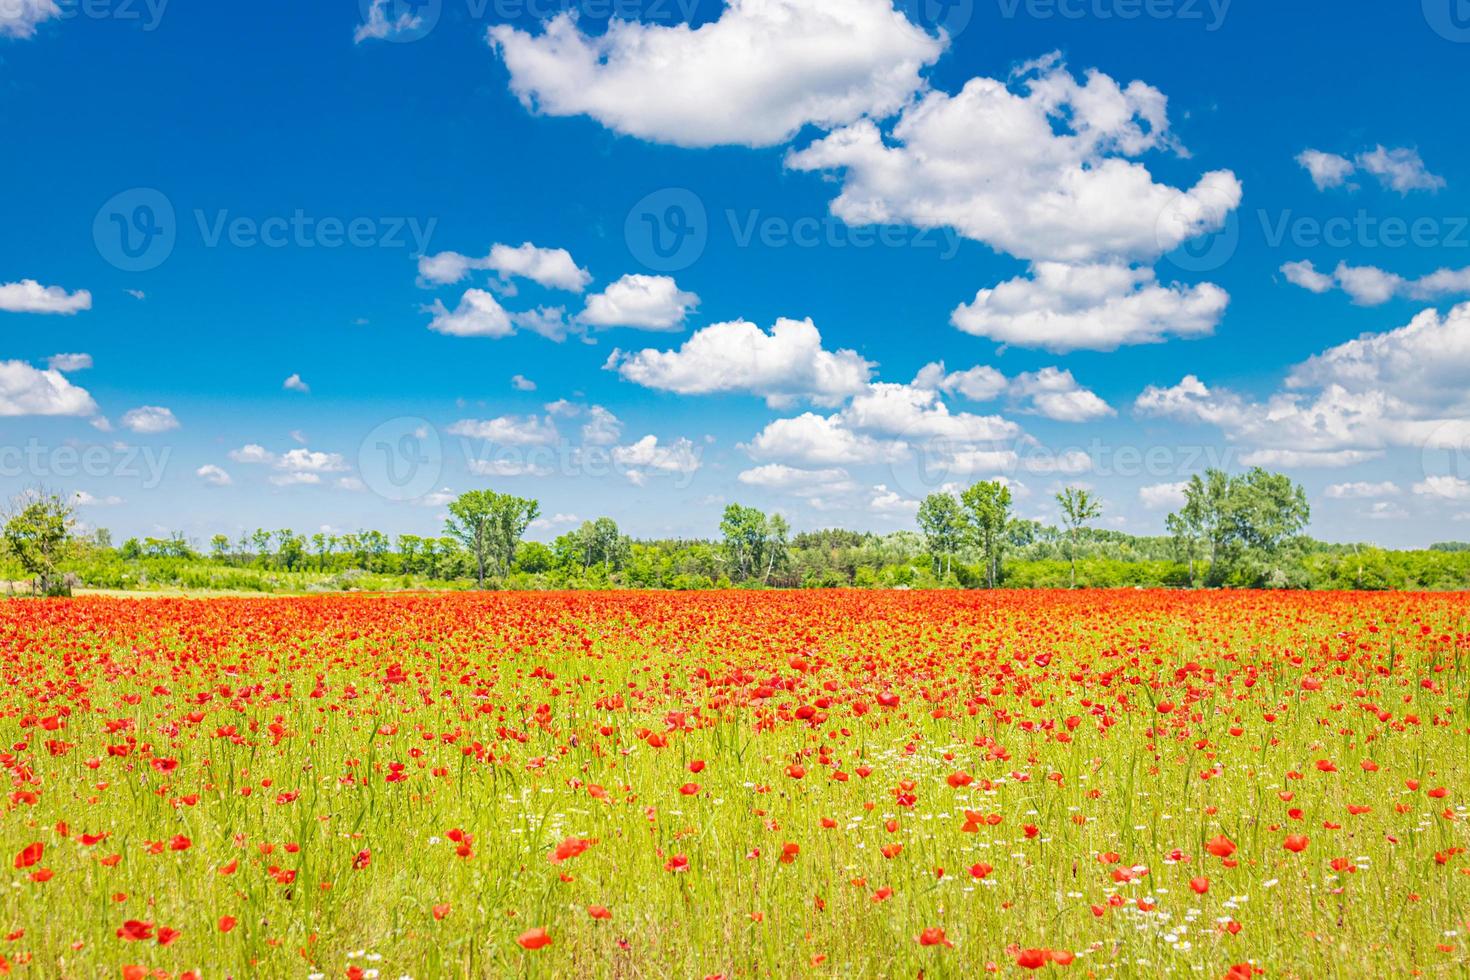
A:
0;590;1467;978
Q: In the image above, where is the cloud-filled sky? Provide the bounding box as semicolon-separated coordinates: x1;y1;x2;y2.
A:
3;0;1470;545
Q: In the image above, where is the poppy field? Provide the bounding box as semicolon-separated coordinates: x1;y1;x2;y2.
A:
1;590;1468;979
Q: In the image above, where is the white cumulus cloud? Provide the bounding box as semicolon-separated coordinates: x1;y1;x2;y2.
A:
489;0;945;148
607;317;874;408
578;274;699;331
0;279;91;315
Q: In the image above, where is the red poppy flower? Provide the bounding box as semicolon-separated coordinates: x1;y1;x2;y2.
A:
516;927;552;950
12;844;41;870
917;927;953;948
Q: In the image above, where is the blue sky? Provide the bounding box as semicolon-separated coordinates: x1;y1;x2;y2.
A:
3;0;1470;545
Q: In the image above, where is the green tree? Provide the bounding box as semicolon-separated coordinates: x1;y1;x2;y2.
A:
1055;487;1103;588
445;490;540;587
916;492;963;579
3;490;76;596
960;480;1013;588
1170;468;1310;586
719;504;790;584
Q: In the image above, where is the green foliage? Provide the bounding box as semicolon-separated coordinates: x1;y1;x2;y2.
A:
3;490;76;596
719;504;790;584
959;480;1012;588
1168;468;1310;587
444;489;540;587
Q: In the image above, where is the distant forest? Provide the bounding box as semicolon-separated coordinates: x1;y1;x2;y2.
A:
6;468;1470;595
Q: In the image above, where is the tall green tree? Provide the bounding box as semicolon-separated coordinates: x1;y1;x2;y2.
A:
916;492;963;579
1055;487;1103;588
3;490;76;596
960;480;1013;588
445;490;540;587
719;504;790;584
1169;468;1310;586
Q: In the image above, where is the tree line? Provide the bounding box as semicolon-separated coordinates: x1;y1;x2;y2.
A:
5;468;1469;595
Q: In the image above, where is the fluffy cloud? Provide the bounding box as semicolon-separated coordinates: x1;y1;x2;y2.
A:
1009;367;1114;422
1295;150;1356;191
0;0;59;39
578;275;699;331
1357;146;1445;194
120;406;179;434
1295;145;1444;195
1237;448;1380;468
511;374;537;392
196;464;233;487
418;242;590;292
744;412;905;465
607;317;873;408
489;0;945;148
426;289;514;338
913;362;1008;402
1325;481;1400;499
1414;476;1470;501
738;464;856;497
1281;259;1470;307
72;491;123;507
914;361;1110;421
612;435;703;482
47;353;92;372
580;406;623;446
843;382;1018;442
353;0;426;43
1286;302;1470;409
447;415;559;445
1138;481;1188;509
0;364;96;417
283;373;310;393
228;444;349;485
0;279;92;315
951;262;1227;352
1135;302;1470;463
786;54;1240;266
869;485;918;514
